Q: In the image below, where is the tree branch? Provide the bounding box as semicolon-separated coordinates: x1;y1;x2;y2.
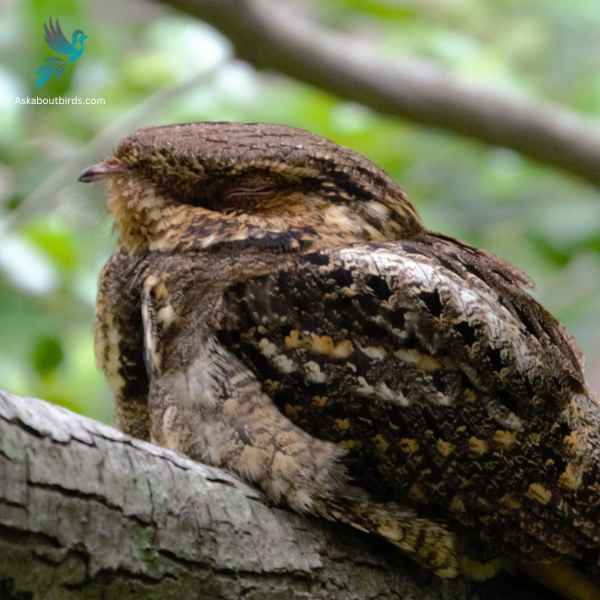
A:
158;0;600;187
0;391;557;599
0;391;450;598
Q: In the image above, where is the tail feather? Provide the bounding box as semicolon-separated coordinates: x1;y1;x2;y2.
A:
321;492;459;578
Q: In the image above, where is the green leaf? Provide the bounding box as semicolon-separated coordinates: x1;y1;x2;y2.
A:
30;334;64;376
25;221;78;272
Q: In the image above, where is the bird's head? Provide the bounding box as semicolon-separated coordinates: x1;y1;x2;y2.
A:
79;122;423;254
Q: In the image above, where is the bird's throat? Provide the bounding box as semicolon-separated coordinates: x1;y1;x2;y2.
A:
106;176;184;253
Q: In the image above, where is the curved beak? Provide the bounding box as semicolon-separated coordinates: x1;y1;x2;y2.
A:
78;158;126;183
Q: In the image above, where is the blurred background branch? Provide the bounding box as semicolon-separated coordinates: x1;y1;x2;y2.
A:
159;0;600;187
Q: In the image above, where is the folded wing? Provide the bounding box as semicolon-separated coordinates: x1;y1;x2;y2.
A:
217;234;594;563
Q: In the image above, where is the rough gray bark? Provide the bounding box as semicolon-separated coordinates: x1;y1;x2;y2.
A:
0;391;554;599
158;0;600;188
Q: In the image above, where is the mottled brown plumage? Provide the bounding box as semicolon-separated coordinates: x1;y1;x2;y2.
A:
84;122;600;587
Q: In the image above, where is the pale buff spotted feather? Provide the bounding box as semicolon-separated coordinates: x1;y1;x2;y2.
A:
85;122;600;594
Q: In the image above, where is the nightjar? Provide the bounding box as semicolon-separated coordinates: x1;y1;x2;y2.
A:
80;122;600;595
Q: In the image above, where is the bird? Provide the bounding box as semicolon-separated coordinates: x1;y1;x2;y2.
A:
35;18;87;88
80;122;600;596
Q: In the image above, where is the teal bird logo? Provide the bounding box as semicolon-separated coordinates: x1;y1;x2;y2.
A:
35;18;87;88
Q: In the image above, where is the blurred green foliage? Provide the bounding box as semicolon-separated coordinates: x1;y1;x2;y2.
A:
0;0;599;423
